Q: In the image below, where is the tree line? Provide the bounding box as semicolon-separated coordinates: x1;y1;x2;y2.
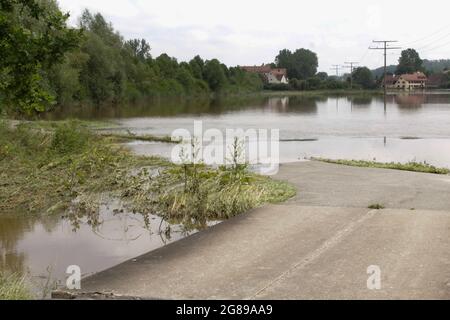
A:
272;48;376;91
0;0;263;115
3;0;448;115
274;48;449;91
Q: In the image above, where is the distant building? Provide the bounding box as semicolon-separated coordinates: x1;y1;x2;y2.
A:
383;72;428;90
240;64;289;85
382;74;397;88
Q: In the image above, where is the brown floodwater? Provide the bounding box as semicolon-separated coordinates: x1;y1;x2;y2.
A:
0;203;191;296
111;92;450;167
2;91;450;296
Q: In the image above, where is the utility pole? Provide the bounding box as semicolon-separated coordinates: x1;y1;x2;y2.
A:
330;65;342;77
369;40;401;95
343;62;358;89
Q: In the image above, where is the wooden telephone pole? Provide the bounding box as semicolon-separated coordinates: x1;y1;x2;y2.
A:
369;40;401;94
343;62;358;89
330;65;343;77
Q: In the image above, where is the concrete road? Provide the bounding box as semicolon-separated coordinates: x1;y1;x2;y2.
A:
278;161;450;211
74;162;450;299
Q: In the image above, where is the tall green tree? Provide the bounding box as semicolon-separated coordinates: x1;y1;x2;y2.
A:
77;10;130;104
189;55;205;80
155;53;179;78
0;0;81;114
352;67;375;89
125;39;151;61
1;5;263;111
396;49;423;75
203;59;227;91
276;48;318;80
316;72;328;81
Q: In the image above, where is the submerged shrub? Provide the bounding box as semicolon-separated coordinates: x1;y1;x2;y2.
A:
51;122;90;155
1;120;295;234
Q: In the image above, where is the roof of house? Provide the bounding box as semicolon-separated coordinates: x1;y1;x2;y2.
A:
240;65;288;79
399;72;427;82
240;65;272;74
270;68;288;77
383;74;398;85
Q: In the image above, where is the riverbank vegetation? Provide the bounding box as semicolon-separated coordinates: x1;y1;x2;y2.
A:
314;158;450;175
0;120;295;229
368;204;385;210
0;0;263;116
0;273;31;300
99;132;177;144
4;0;448;118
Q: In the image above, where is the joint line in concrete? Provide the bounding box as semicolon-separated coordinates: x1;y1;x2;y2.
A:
249;209;378;299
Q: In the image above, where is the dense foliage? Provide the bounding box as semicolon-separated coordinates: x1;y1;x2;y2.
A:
0;1;263;114
0;0;81;114
351;67;375;89
422;59;450;73
6;1;450;114
288;75;351;91
396;48;424;75
0;120;295;229
276;48;318;80
66;11;262;105
372;57;450;79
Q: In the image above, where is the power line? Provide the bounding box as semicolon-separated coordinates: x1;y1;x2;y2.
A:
369;40;402;95
416;32;450;50
402;24;450;47
421;38;450;53
342;62;358;89
358;48;370;64
330;65;343;77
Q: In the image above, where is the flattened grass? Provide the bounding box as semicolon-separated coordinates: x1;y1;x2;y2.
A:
0;120;295;230
0;119;161;214
99;132;177;144
0;273;31;300
314;158;449;175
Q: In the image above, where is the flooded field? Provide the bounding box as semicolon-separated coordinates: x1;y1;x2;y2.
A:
2;91;450;296
106;92;450;167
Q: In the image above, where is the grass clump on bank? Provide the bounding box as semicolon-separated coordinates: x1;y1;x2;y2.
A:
313;158;450;175
99;132;178;144
368;204;385;210
0;273;31;300
0;119;159;214
0;120;295;231
123;161;296;231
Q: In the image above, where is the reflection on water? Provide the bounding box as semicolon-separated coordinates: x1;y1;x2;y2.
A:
40;91;450;120
128;137;450;168
0;203;191;295
102;92;450;138
4;91;450;295
96;92;450;168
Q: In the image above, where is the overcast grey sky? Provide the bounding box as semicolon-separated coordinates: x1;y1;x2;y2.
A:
59;0;450;73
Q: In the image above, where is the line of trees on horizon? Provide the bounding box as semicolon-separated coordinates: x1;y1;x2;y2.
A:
266;49;376;91
0;0;263;115
371;49;450;88
2;0;450;115
266;47;450;92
